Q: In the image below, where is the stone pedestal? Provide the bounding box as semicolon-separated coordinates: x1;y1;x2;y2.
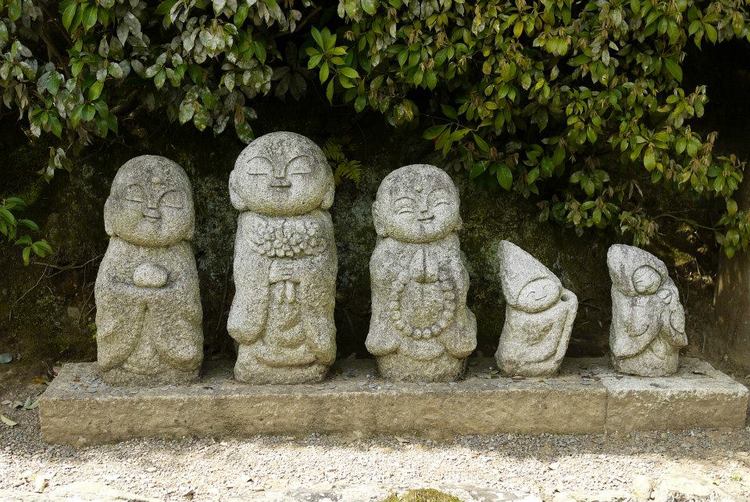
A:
39;357;748;446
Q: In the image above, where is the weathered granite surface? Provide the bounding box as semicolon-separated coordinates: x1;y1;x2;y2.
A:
366;164;477;382
495;240;578;377
227;131;337;384
38;357;748;445
94;155;203;386
608;244;688;377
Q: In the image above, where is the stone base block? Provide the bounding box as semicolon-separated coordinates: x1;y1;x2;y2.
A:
597;357;749;433
39;358;748;445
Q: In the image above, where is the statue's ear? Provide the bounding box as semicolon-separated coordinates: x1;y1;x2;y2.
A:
103;197;114;236
228;169;245;210
372;199;387;237
320;180;335;210
455;214;463;231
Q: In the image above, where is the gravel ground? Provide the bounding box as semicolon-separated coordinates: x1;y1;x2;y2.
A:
1;373;750;501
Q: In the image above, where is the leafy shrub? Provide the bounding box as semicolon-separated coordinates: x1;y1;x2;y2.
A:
0;196;52;264
1;0;749;255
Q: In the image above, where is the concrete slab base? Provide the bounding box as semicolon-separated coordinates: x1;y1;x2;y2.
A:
39;358;748;445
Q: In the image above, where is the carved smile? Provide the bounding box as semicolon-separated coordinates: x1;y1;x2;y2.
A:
270;180;292;188
417;215;435;222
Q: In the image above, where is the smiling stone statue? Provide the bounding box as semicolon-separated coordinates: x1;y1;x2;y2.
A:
95;155;203;386
366;164;477;382
228;131;336;384
494;241;577;377
608;244;688;376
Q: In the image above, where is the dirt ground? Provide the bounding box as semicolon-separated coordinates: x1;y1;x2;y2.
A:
1;365;750;502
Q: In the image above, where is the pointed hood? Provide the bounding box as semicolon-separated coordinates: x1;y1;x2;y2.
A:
498;240;562;309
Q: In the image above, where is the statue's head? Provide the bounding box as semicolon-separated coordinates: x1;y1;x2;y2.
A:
516;277;562;313
497;240;564;313
632;265;662;294
373;164;461;243
229;131;334;216
104;155;195;246
607;244;669;297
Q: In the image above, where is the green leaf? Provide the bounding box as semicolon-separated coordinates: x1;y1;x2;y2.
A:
727;199;738;216
339;67;359;79
18;219;38;231
644;147;656;171
82;5;98;31
423;125;447;140
473;133;490;153
311;27;324;49
361;0;378;15
326;79;334;103
496;164;513;190
179;101;195;124
22;246;31;266
308;54;322;69
470;162;486;179
319;62;330;83
154;69;166;89
87;81;104;101
664;59;683;82
253;41;267;64
235;121;254;144
8;0;22;22
354;95;367;112
61;1;77;31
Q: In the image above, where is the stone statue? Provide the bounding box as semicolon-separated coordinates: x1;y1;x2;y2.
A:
227;131;337;384
366;164;477;382
494;240;577;377
95;156;203;386
607;244;688;376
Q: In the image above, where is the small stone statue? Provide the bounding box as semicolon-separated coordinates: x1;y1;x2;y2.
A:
95;156;203;386
607;244;688;376
227;131;337;384
494;240;577;377
366;164;477;382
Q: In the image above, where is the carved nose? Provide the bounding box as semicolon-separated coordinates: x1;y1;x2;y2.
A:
273;163;287;178
143;207;160;219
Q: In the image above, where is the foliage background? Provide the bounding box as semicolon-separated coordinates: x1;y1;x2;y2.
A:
1;0;749;367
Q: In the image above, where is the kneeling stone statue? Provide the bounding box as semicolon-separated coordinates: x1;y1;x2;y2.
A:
495;240;577;377
95;156;203;386
366;164;477;382
228;131;337;384
608;244;688;376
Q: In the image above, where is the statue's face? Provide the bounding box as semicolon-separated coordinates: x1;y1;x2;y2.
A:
230;132;334;216
105;156;194;246
375;165;461;243
632;265;661;295
517;277;561;313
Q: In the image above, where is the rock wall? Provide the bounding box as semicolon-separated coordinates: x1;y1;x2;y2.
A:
0;99;718;366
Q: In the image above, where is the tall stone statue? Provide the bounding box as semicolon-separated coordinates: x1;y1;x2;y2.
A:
95;156;203;386
227;131;337;384
366;164;477;382
608;244;688;376
495;241;577;377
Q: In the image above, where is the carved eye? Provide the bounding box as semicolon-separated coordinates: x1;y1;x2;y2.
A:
246;157;273;175
394;197;415;215
124;184;145;203
160;190;186;209
287;155;313;175
429;189;452;208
